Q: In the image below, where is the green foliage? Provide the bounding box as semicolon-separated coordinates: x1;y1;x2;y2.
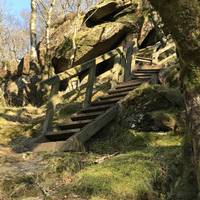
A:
160;64;180;87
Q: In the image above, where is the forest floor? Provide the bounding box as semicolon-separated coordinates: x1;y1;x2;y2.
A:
0;84;184;200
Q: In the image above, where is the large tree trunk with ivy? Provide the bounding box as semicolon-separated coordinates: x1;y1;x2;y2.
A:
149;0;200;197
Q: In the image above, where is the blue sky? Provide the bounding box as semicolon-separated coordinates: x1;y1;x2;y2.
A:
6;0;30;15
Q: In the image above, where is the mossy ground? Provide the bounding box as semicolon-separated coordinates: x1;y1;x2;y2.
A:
0;130;182;200
78;131;182;200
0;84;184;200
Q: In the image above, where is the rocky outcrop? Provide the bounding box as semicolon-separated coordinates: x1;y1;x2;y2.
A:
37;0;148;74
84;0;134;27
122;84;184;132
8;0;156;106
16;0;154;78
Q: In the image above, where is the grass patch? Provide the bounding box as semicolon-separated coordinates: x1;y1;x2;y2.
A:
0;106;44;148
73;132;182;200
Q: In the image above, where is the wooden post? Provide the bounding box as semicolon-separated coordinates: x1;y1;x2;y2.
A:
152;52;159;65
68;76;80;91
111;50;123;88
42;78;60;134
131;38;138;72
152;42;176;65
122;36;138;81
83;60;96;108
122;35;132;81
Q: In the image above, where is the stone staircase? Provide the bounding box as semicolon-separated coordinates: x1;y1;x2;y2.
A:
30;36;176;152
33;69;160;152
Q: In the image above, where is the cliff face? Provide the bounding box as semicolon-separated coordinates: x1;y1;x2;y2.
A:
4;0;156;106
37;0;151;74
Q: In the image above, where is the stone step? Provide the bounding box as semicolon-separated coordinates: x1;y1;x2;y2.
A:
133;72;158;76
33;141;66;152
133;74;152;78
116;82;141;89
80;104;112;113
91;97;121;106
135;69;160;73
71;111;103;121
108;86;136;94
100;91;129;100
59;119;92;130
46;129;80;141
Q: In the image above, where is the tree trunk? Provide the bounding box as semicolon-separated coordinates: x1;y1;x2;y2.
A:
70;0;81;66
29;0;42;106
30;0;38;64
46;0;56;55
149;0;200;197
45;0;56;77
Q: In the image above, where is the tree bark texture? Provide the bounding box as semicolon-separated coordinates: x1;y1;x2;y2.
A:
46;0;56;55
30;0;38;63
149;0;200;195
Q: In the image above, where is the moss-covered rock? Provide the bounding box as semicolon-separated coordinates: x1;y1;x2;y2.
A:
159;62;180;87
149;110;177;132
121;84;184;132
84;0;132;27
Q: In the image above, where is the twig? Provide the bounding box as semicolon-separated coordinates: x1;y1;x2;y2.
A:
94;152;119;164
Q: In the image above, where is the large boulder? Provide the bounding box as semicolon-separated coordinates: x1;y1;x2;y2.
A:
37;0;148;74
84;0;134;27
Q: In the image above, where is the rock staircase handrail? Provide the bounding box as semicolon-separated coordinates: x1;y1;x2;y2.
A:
40;47;123;86
135;42;161;63
41;37;136;136
158;53;177;66
152;42;176;65
137;41;161;54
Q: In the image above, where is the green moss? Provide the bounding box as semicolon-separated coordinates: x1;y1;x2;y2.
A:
74;154;158;199
55;37;73;57
57;102;82;118
0;83;184;199
183;66;200;92
160;64;180;87
68;83;184;199
73;132;182;200
1;174;41;199
126;83;184;109
43;152;92;176
121;84;184;133
150;110;178;131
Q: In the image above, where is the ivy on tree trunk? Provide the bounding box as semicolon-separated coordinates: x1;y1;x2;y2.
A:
149;0;200;197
